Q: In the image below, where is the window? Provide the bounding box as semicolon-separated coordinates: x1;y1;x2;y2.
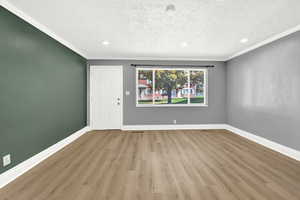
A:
136;68;207;107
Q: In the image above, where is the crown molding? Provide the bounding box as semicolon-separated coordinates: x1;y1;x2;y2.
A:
87;56;227;62
227;24;300;61
0;0;86;58
2;0;300;62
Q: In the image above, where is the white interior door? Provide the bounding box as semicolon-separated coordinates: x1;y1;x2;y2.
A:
90;66;123;130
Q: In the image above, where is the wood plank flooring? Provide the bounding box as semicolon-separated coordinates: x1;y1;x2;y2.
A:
1;129;300;200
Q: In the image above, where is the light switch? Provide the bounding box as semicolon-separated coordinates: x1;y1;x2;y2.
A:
3;154;11;167
125;91;130;96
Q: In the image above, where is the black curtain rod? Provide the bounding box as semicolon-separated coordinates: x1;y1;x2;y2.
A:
131;64;214;68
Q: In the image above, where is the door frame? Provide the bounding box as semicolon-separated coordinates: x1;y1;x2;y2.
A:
89;65;123;130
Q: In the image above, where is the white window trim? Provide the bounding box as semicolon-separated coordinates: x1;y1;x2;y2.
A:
136;67;208;107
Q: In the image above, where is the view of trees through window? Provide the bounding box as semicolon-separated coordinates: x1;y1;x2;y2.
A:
137;68;207;106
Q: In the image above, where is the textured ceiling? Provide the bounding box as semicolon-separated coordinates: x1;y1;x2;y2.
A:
3;0;300;60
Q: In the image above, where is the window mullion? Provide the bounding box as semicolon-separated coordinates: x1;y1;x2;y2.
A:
152;70;155;105
187;70;190;104
204;69;207;105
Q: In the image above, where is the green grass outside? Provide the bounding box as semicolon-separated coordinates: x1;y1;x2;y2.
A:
138;97;204;104
190;97;204;103
138;100;153;104
155;98;188;104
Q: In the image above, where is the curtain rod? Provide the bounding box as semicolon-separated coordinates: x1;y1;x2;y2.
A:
130;64;214;68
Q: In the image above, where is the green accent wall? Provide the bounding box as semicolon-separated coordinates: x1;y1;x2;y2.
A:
0;6;87;174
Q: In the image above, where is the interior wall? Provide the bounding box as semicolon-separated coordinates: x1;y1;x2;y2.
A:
227;31;300;151
88;60;227;125
0;6;87;174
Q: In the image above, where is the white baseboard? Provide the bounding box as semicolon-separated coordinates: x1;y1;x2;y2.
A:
1;124;299;189
122;124;227;131
225;125;300;161
122;124;300;161
0;126;90;189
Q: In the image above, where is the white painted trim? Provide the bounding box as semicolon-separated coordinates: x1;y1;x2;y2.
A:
122;124;226;130
2;0;300;62
88;57;227;62
225;125;300;161
1;124;298;189
121;124;300;161
228;24;300;60
0;126;90;189
0;0;86;58
83;23;300;61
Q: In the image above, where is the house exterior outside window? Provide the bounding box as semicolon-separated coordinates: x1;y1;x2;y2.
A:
136;68;208;107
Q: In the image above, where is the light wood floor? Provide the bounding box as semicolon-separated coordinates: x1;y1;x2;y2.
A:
1;130;300;200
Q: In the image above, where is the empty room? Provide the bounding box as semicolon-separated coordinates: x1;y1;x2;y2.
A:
1;0;300;199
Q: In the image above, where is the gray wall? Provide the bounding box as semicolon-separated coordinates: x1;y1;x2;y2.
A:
227;31;300;151
88;60;227;125
0;7;86;174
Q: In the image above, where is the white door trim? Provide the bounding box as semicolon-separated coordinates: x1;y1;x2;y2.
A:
89;65;123;129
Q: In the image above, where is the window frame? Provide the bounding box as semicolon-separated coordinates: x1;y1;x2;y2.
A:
136;67;208;107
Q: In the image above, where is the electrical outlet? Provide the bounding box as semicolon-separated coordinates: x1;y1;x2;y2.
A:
173;120;177;124
3;154;11;167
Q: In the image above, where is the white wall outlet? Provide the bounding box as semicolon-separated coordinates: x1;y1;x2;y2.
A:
125;91;130;96
3;154;11;167
173;120;177;124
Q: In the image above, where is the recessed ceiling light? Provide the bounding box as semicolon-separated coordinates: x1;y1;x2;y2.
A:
102;40;110;46
166;4;176;13
181;42;188;47
166;4;176;16
240;38;249;43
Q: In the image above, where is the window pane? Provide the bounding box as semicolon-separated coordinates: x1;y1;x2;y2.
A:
154;70;188;104
137;70;153;104
190;71;205;104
